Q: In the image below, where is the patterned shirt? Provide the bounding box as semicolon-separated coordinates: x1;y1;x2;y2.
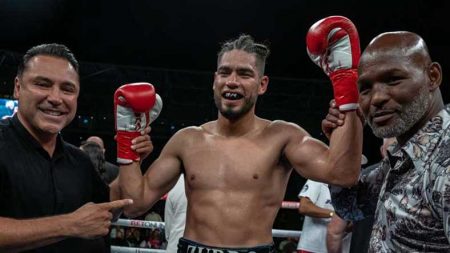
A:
330;104;450;252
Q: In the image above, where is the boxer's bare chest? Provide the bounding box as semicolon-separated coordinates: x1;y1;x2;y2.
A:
181;131;287;190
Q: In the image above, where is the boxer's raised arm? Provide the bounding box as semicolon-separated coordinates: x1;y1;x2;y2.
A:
286;16;363;187
113;82;174;217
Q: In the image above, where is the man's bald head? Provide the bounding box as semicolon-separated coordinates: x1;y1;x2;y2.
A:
361;31;432;70
86;136;105;150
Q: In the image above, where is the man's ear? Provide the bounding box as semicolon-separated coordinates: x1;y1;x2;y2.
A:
213;72;218;90
258;75;269;95
428;62;442;91
13;76;21;99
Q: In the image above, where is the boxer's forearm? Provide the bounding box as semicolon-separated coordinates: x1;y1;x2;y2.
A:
0;216;68;252
119;162;149;217
328;111;363;187
109;178;121;201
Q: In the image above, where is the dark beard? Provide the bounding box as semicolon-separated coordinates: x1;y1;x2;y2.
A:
214;94;255;120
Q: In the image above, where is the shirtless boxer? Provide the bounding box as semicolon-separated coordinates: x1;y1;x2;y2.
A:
116;16;363;253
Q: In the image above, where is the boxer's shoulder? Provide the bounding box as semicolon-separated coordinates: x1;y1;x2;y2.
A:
168;125;206;145
266;120;309;136
176;125;205;136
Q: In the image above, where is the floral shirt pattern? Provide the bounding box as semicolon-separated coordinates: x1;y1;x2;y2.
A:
330;104;450;252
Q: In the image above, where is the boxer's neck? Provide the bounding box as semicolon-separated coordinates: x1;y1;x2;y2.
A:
215;113;259;137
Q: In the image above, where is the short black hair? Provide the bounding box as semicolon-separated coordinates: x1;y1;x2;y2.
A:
17;43;79;76
217;34;270;75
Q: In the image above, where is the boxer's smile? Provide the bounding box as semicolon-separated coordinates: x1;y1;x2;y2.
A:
222;91;243;100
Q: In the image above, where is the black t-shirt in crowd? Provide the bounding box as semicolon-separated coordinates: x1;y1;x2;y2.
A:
0;115;110;253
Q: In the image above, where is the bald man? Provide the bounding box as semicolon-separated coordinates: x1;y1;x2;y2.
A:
324;31;450;252
86;136;105;149
84;136;119;184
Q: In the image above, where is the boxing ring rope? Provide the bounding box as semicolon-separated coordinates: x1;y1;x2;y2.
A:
111;201;301;253
111;246;164;253
113;219;165;230
112;219;301;238
281;201;300;209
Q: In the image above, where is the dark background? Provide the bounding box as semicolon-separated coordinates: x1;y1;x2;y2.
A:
0;0;449;232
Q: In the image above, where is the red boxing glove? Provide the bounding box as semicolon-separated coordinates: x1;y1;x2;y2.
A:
114;82;162;164
306;16;361;111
